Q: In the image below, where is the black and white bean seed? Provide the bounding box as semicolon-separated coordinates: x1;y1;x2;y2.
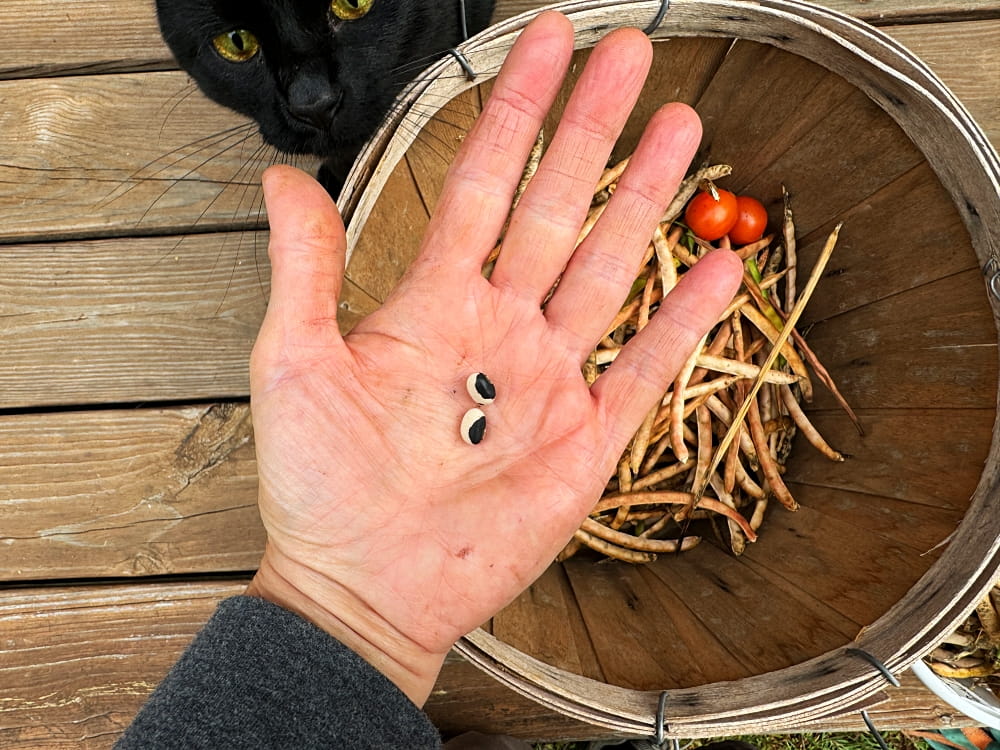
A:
466;372;496;404
460;408;487;445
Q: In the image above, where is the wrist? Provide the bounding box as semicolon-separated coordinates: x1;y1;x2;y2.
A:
244;544;448;706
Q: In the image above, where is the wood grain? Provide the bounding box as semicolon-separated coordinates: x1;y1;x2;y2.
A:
2;0;991;81
562;558;731;690
491;564;605;682
345;155;430;302
695;41;859;193
0;2;173;79
736;82;924;239
0;17;995;247
0;581;248;749
0;72;282;243
736;504;939;626
3;0;1000;743
0;581;966;748
406;86;484;214
785;409;995;509
646;542;861;677
887;20;1000;147
785;483;963;555
0;231;376;409
607;36;732;165
792;162;979;322
0;232;266;407
493;0;1000;24
0;405;263;581
801;268;998;412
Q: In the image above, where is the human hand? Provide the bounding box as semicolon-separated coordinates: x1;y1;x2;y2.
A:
245;11;742;706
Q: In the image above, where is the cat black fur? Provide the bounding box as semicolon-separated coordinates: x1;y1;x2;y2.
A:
156;0;495;195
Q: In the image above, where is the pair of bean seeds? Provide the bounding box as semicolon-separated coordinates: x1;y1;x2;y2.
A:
461;373;495;445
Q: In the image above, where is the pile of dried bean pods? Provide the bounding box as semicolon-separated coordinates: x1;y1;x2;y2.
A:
556;159;859;563
926;582;1000;684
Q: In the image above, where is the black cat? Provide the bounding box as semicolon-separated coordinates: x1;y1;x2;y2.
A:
155;0;496;196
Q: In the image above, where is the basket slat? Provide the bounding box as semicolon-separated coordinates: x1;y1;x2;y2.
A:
738;505;935;625
803;268;999;410
796;162;977;321
788;409;994;508
562;559;728;689
406;88;485;212
345;158;430;303
492;564;605;682
694;41;858;188
647;545;860;673
605;37;732;165
787;484;963;555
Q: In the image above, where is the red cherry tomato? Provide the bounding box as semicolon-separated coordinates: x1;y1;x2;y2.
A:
729;195;769;245
684;189;738;241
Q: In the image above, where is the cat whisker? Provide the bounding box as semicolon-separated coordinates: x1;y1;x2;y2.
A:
389;46;471;77
101;123;257;210
134;127;263;230
389;35;514;80
213;140;276;315
156;80;201;143
147;134;268;267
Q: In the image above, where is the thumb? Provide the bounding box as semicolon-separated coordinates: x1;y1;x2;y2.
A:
259;165;347;352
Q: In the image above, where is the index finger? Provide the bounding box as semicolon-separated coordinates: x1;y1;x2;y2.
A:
413;12;574;276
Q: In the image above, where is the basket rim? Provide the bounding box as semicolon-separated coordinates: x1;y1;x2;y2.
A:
339;0;1000;736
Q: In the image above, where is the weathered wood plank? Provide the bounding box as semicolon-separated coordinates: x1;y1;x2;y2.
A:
738;504;938;626
785;409;994;510
646;542;860;677
801;268;998;412
0;72;307;244
491;564;605;682
0;232;377;409
0;2;174;79
0;405;263;581
887;19;1000;148
493;0;1000;24
2;404;984;602
0;578;613;746
0;232;265;405
785;483;963;555
0;581;970;748
3;0;991;80
0;581;249;749
1;19;996;246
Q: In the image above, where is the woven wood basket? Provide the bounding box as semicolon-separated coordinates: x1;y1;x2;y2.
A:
338;0;1000;738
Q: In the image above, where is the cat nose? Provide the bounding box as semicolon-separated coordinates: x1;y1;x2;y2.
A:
288;74;342;130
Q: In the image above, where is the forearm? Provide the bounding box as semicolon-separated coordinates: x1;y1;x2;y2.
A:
245;547;449;706
115;595;443;749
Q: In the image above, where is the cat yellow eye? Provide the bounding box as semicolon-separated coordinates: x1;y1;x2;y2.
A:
212;29;260;63
330;0;374;21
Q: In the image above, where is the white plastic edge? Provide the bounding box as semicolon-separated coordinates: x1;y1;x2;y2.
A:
911;659;1000;730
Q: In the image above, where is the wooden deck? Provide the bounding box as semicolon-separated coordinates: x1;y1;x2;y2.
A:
1;0;999;745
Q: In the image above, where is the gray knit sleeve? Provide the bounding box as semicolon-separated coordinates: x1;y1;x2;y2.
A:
115;595;443;749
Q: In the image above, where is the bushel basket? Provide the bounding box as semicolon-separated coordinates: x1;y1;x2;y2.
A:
337;0;1000;738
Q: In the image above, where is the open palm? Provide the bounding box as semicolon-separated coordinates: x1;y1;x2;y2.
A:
246;12;742;706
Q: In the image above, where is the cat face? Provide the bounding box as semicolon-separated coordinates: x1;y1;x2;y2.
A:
156;0;495;181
